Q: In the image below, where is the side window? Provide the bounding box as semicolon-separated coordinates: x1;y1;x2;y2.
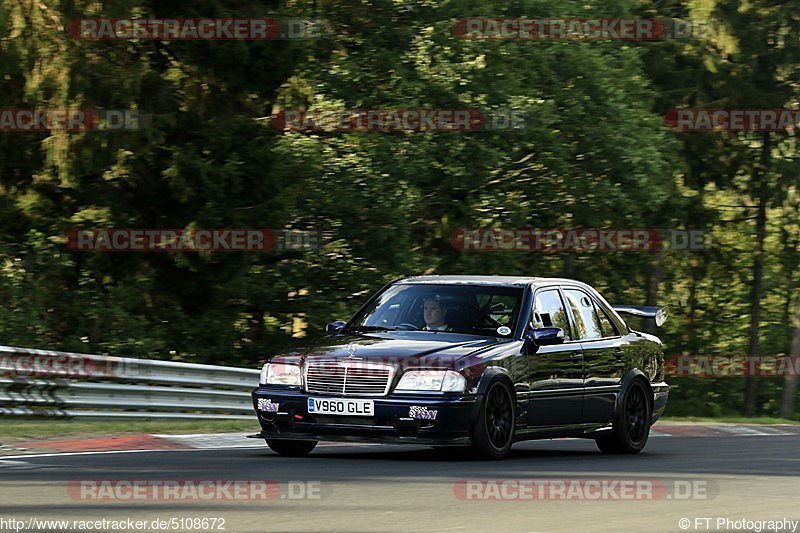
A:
594;302;619;338
533;289;572;340
563;289;602;340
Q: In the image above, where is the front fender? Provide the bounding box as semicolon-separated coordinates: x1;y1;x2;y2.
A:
470;367;516;424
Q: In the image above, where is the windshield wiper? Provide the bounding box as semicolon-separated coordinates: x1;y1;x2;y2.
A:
346;325;396;333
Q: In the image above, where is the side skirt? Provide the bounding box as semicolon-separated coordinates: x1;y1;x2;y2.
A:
513;423;612;442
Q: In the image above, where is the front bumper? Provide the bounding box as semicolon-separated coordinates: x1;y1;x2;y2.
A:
250;387;476;446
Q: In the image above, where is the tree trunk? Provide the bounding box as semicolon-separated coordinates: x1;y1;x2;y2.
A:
780;293;800;418
779;201;800;419
744;132;771;417
683;191;705;354
684;257;700;351
644;250;662;336
562;253;575;278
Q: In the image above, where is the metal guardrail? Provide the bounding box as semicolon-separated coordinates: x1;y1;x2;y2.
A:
0;345;259;419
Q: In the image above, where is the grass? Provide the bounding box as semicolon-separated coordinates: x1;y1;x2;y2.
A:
0;418;261;440
661;416;800;425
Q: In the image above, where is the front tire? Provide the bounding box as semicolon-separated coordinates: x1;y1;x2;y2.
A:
266;439;318;457
470;380;515;460
595;379;652;454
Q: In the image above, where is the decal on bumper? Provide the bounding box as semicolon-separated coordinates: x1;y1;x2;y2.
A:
257;398;280;413
409;406;438;420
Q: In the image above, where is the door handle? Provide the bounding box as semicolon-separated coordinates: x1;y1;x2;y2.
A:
570;351;584;361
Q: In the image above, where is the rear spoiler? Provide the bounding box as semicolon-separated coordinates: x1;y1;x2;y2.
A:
612;305;668;327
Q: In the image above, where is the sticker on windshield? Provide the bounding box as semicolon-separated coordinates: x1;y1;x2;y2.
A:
497;326;511;336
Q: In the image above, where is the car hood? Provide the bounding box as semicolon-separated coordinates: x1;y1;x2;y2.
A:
272;332;511;369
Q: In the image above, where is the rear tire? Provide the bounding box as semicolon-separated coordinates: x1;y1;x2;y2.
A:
595;379;652;454
266;439;318;457
469;380;515;460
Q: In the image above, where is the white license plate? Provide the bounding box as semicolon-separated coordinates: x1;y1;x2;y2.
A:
307;397;374;416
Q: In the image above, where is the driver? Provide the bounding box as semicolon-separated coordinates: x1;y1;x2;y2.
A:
422;296;453;331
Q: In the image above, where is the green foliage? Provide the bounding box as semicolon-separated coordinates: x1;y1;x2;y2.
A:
0;0;797;416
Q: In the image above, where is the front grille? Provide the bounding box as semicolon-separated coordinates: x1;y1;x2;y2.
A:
304;361;394;396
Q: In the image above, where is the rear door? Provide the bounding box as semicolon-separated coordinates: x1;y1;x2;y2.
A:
525;287;584;426
562;287;626;424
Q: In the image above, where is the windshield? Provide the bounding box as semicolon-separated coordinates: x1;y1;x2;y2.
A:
348;283;524;337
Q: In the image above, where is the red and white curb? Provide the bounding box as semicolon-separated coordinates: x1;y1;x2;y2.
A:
0;433;377;456
152;433;380;449
652;423;800;437
155;424;800;449
1;424;798;457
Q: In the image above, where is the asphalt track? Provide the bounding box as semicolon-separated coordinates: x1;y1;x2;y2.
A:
1;435;799;533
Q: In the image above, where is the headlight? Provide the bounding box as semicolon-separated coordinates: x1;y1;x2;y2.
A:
260;362;301;386
395;370;466;392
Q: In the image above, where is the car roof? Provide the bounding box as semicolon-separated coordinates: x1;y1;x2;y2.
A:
396;275;592;289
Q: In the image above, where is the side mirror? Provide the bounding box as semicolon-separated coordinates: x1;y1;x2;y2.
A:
528;327;565;346
326;320;347;335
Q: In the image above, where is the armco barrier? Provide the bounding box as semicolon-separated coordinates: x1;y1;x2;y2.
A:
0;345;259;419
